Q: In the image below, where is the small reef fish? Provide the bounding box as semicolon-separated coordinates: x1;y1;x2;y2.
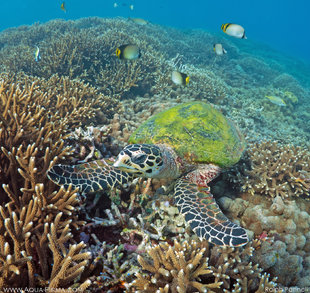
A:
113;2;118;8
60;1;66;12
34;46;41;62
221;23;246;39
116;44;141;60
129;4;134;10
129;18;148;25
171;71;189;86
213;43;227;55
265;95;286;106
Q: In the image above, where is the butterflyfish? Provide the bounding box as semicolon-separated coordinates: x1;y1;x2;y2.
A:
116;44;141;60
171;71;189;86
221;23;246;39
214;43;227;55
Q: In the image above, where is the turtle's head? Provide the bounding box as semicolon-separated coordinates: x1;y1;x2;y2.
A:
113;144;164;178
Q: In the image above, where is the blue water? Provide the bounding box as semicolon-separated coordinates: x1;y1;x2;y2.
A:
2;0;310;62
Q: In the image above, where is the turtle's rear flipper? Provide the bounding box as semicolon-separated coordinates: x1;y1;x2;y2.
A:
174;177;248;247
47;160;133;193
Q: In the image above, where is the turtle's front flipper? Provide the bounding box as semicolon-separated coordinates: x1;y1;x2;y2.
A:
47;160;134;193
174;177;248;247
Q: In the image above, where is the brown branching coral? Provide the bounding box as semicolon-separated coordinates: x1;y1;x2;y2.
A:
0;204;91;289
94;59;145;98
0;72;100;289
231;141;310;199
130;239;280;293
46;213;91;290
0;71;111;195
0;17;170;101
131;239;218;293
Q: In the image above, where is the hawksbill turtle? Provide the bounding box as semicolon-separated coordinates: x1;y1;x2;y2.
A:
47;101;248;247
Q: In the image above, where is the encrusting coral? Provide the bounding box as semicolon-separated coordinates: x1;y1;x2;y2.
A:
130;238;280;293
218;190;310;288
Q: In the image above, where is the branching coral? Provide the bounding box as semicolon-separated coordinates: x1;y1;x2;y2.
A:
0;71;113;195
84;239;139;291
0;17;170;101
0;206;91;290
0;72;100;289
230;140;310;199
131;239;218;293
130;238;280;293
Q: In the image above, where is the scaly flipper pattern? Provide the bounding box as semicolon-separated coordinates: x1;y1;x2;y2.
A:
47;160;134;193
174;177;248;247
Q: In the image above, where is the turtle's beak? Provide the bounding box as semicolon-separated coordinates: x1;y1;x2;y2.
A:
113;155;137;173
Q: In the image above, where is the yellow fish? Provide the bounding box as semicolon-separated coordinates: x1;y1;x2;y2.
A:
265;95;286;106
34;46;41;62
129;18;148;25
60;1;66;12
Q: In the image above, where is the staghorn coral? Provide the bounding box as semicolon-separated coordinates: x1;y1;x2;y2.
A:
1;17;309;147
0;72;101;289
130;239;219;293
230;140;310;199
0;71;115;196
0;204;91;290
130;238;280;293
0;17;170;101
1;16;309;292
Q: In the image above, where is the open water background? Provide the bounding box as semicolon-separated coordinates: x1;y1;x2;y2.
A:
1;0;310;62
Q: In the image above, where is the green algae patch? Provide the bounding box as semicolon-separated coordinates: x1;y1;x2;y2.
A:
129;102;245;168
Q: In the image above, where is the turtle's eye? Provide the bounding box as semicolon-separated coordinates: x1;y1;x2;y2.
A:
132;154;147;164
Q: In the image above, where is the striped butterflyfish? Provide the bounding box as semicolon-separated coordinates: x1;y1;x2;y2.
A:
221;23;246;39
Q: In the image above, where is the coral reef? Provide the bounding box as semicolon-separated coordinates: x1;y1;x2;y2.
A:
229;140;310;199
84;238;139;292
1;16;310;145
218;192;310;288
0;15;310;292
130;238;280;292
0;72;100;289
